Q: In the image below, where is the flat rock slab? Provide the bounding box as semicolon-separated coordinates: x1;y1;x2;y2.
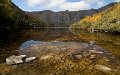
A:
0;40;120;75
19;40;116;60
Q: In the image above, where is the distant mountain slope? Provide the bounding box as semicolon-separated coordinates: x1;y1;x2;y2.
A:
27;10;97;27
27;2;117;27
70;2;120;32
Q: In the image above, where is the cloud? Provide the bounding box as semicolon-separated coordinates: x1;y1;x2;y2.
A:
26;0;44;7
116;0;120;2
43;0;65;9
97;1;105;7
59;1;90;11
25;0;65;8
25;0;105;11
84;0;100;3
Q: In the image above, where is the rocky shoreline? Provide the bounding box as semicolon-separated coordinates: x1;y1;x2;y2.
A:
0;41;120;75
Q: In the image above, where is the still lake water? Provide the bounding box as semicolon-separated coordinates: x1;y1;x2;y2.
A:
0;28;120;63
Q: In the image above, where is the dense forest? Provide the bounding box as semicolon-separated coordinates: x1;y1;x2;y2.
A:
0;0;46;32
71;3;120;33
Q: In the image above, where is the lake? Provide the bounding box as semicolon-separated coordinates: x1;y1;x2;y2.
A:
0;28;120;74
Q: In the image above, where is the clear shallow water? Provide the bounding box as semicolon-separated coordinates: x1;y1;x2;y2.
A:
0;28;120;63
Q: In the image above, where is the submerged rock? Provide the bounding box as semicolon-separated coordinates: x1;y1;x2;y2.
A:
74;54;83;59
89;41;96;45
12;41;119;75
89;50;104;54
95;65;112;73
82;52;91;57
40;54;53;60
90;55;96;59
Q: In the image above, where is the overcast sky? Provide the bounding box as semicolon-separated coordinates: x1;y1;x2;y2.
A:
12;0;120;11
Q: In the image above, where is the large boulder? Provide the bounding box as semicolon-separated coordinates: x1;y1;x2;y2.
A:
6;55;26;65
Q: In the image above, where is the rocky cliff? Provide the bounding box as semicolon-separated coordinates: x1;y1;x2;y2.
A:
27;2;117;27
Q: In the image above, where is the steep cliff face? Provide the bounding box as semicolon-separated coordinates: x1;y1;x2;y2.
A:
27;2;117;27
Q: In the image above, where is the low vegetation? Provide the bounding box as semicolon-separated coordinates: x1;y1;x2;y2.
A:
71;3;120;32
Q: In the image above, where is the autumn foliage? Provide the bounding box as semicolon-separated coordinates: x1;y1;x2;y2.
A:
71;3;120;32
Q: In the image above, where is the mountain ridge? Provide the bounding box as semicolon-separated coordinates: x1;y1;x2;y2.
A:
26;2;117;27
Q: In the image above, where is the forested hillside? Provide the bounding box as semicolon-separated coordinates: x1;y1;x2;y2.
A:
0;0;46;32
71;3;120;32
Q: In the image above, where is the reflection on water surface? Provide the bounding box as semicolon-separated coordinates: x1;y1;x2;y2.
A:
0;28;120;62
0;28;120;75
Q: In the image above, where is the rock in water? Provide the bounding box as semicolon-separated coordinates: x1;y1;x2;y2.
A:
74;55;83;59
40;54;53;60
90;55;96;59
95;65;112;73
89;41;95;45
25;57;36;62
6;55;16;65
6;55;26;65
19;55;26;58
89;50;103;54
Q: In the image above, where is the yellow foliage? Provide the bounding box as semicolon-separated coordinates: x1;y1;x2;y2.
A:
80;13;101;23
